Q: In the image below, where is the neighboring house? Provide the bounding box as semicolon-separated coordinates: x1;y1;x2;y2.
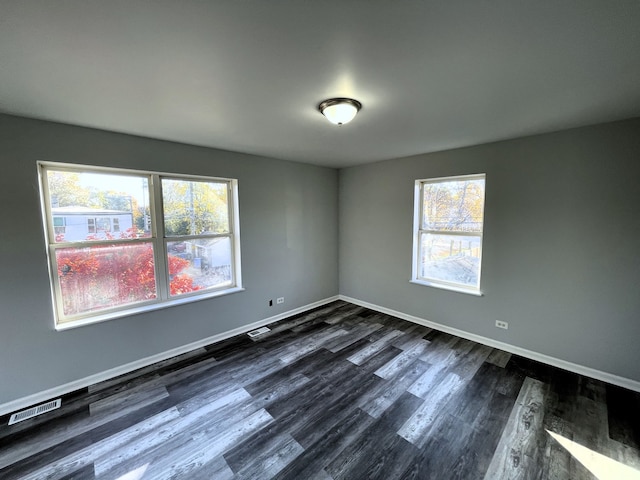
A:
194;237;232;276
169;237;232;277
51;206;134;241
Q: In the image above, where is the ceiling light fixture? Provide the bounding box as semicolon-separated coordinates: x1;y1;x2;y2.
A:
319;98;362;126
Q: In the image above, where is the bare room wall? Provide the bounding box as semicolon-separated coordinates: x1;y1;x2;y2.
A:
339;118;640;383
0;114;338;406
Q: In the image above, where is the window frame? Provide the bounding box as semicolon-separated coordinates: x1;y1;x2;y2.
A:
411;173;486;296
159;176;238;300
38;162;243;330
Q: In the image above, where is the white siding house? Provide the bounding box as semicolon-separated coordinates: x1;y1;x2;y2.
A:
51;206;134;241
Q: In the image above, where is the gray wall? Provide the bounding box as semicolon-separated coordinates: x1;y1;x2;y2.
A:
0;114;338;405
2;113;639;406
339;118;640;382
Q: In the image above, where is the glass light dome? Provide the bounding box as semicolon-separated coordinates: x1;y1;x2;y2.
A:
319;98;362;125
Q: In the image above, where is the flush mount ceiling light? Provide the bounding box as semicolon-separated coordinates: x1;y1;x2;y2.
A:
318;98;362;125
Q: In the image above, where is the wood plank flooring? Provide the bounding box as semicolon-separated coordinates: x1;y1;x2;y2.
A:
1;300;639;479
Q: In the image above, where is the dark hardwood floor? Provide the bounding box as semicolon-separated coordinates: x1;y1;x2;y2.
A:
1;301;639;479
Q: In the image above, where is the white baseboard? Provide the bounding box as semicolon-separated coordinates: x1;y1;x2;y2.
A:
5;293;637;418
340;295;640;393
0;295;340;417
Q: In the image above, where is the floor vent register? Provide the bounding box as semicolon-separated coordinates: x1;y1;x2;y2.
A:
8;399;61;425
247;326;271;338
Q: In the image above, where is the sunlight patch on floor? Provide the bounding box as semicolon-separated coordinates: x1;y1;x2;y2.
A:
115;463;149;480
547;430;640;480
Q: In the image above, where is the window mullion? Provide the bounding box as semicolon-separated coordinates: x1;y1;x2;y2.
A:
150;174;169;301
164;233;230;242
421;229;483;237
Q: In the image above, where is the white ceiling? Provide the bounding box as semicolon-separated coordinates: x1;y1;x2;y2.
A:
1;1;639;168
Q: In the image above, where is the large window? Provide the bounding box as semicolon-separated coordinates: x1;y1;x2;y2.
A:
39;163;242;328
412;174;486;295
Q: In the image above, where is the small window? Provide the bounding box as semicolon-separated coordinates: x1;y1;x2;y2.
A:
39;163;242;328
96;217;111;232
412;174;486;295
53;217;66;234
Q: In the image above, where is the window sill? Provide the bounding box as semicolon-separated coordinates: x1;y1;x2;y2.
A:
409;279;483;296
55;286;245;331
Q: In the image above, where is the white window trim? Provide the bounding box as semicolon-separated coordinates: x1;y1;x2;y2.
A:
411;173;486;296
38;162;243;330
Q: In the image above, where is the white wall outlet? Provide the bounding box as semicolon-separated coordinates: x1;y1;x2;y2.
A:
495;320;509;330
276;297;285;304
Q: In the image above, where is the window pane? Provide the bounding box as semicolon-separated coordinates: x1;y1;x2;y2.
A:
55;243;157;318
167;237;232;296
46;170;151;242
162;179;229;236
420;233;482;288
422;179;484;232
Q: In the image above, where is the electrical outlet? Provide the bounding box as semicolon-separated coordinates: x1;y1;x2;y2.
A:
495;320;509;330
277;297;285;304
